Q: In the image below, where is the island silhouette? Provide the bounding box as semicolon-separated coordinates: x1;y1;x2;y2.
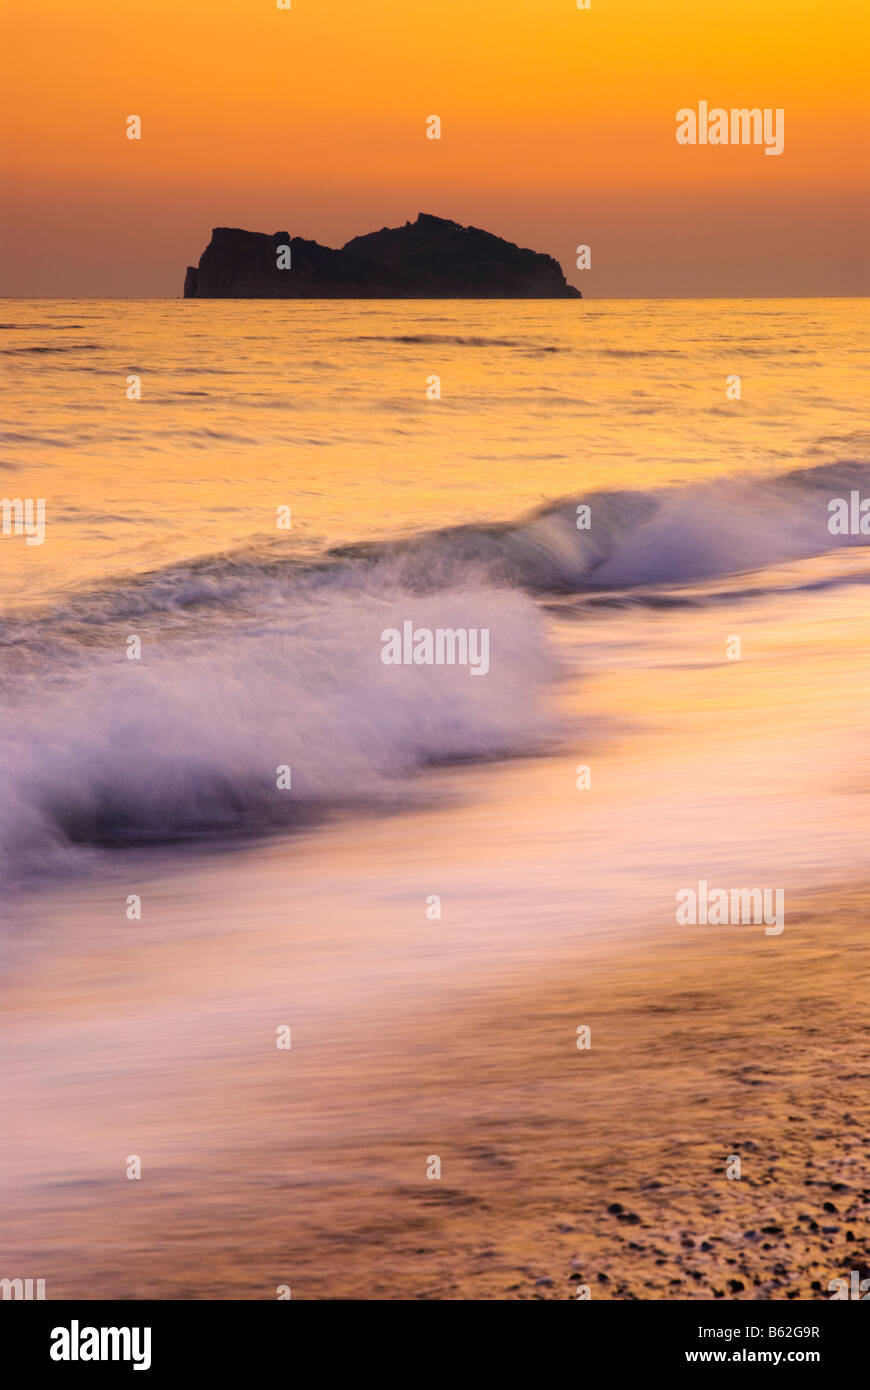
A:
183;213;581;299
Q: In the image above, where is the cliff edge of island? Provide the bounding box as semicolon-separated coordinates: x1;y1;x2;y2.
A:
183;214;581;299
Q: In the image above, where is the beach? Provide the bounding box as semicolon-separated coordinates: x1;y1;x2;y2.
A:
1;297;868;1299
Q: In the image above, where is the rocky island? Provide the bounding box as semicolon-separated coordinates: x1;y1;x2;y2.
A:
183;214;581;299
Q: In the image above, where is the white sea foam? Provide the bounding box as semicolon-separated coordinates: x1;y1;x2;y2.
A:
1;461;867;876
0;580;554;874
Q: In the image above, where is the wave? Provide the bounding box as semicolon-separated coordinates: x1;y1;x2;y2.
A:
348;333;563;350
4;457;867;646
1;458;866;876
0;582;555;877
600;348;685;358
327;459;870;593
1;343;103;355
0;323;86;330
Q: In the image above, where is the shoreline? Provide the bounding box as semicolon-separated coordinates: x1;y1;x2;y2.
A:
3;877;868;1300
2;568;869;1300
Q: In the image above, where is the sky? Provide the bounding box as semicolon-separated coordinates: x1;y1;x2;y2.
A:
1;0;868;297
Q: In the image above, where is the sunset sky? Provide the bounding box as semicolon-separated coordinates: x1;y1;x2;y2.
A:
1;0;867;297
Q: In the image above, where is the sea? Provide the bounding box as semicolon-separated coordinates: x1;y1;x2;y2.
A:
0;296;868;1295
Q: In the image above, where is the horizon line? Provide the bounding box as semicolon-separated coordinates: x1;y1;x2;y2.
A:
2;293;869;303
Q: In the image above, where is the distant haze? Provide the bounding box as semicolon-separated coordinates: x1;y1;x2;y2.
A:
1;0;867;298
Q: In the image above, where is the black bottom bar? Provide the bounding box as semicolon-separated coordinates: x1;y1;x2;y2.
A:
4;1296;865;1376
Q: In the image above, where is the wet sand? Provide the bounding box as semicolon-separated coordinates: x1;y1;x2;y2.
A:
2;575;868;1300
3;867;868;1300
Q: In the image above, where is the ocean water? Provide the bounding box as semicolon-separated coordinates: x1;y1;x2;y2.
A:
0;297;867;878
1;298;868;604
1;298;869;1296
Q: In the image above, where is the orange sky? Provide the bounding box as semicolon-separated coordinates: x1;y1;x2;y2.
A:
1;0;868;296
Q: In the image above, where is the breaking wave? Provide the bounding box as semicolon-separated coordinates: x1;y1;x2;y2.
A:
329;459;870;593
0;581;555;878
1;459;866;877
